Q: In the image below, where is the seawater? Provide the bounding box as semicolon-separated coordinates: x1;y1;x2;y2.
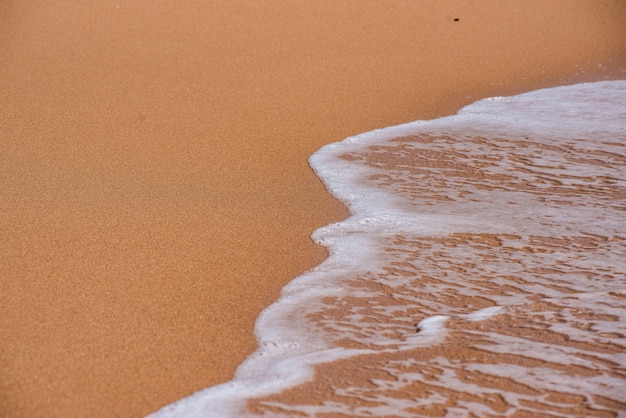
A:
151;81;626;417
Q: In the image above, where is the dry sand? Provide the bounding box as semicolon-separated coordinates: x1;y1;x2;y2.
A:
1;1;625;417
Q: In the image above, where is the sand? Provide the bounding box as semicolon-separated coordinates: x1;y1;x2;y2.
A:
1;1;625;417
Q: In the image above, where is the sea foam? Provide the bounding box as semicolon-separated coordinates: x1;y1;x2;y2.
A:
151;80;626;417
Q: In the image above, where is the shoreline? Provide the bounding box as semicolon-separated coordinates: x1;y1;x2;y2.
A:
1;1;626;417
241;79;626;417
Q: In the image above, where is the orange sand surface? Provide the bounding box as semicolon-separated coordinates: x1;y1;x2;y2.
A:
1;1;625;417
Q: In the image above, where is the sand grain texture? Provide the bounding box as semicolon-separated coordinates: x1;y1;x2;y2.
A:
1;1;625;417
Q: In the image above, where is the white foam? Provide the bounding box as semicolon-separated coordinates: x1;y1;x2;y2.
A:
150;81;626;417
463;306;503;322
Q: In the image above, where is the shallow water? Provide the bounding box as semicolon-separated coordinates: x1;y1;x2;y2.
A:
152;81;626;417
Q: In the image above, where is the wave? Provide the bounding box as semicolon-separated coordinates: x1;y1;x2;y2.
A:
151;80;626;417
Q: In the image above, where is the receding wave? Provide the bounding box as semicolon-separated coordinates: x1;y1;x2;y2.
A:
151;81;626;417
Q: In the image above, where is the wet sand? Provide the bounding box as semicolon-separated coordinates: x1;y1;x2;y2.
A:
1;1;625;417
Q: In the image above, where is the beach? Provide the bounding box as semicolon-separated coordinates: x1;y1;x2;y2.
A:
1;1;625;417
